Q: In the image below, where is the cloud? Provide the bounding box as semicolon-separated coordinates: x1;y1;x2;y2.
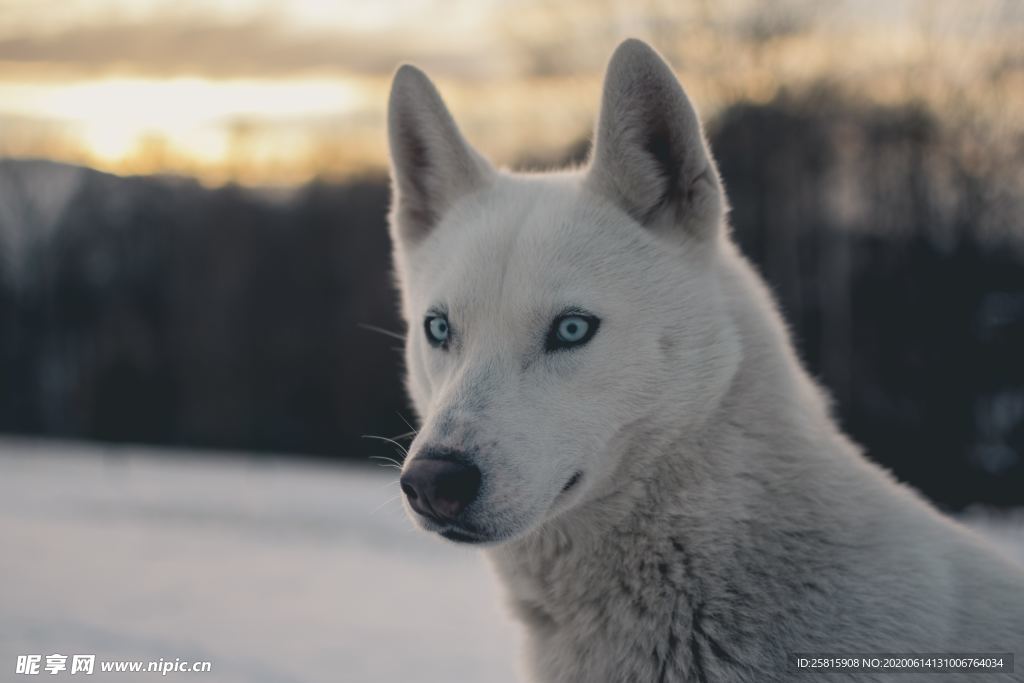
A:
0;15;501;79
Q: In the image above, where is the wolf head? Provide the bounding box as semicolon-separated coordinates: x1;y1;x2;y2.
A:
387;39;740;545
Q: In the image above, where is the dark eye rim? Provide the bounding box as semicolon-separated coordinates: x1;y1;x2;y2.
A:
545;312;601;352
424;312;450;349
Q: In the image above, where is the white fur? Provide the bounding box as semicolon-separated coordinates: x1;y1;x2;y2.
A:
386;39;1024;682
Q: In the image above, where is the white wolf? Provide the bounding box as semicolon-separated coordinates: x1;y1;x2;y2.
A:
386;39;1024;682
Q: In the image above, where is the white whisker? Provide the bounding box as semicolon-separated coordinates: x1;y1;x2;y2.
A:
370;493;403;515
369;455;404;468
375;478;402;492
357;323;406;341
396;412;419;435
362;434;409;456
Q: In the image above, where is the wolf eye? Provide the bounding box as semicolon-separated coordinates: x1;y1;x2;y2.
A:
557;317;588;342
424;314;450;347
546;313;600;352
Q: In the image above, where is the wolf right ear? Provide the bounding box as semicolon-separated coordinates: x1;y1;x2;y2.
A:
387;65;493;245
586;40;725;241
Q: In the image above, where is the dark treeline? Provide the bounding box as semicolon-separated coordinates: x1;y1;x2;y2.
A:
1;90;1021;508
0;170;406;457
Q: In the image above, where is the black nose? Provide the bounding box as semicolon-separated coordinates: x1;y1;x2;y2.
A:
400;454;481;523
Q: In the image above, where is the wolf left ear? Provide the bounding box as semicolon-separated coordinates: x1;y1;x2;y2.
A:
387;65;493;245
586;39;725;240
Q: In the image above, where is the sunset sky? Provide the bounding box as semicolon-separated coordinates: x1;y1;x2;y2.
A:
1;0;1022;185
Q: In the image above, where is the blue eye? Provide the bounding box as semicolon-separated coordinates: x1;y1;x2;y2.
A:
558;317;588;342
424;314;450;347
546;313;600;352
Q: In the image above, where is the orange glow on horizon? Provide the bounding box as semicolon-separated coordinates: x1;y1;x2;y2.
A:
1;0;1022;186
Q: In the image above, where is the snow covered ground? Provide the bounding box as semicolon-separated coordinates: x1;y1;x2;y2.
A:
1;438;1022;682
0;439;522;682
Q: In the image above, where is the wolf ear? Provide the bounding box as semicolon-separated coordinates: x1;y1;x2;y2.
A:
586;39;724;240
387;65;492;245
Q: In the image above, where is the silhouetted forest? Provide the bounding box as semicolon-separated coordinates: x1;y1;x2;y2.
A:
1;90;1021;508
